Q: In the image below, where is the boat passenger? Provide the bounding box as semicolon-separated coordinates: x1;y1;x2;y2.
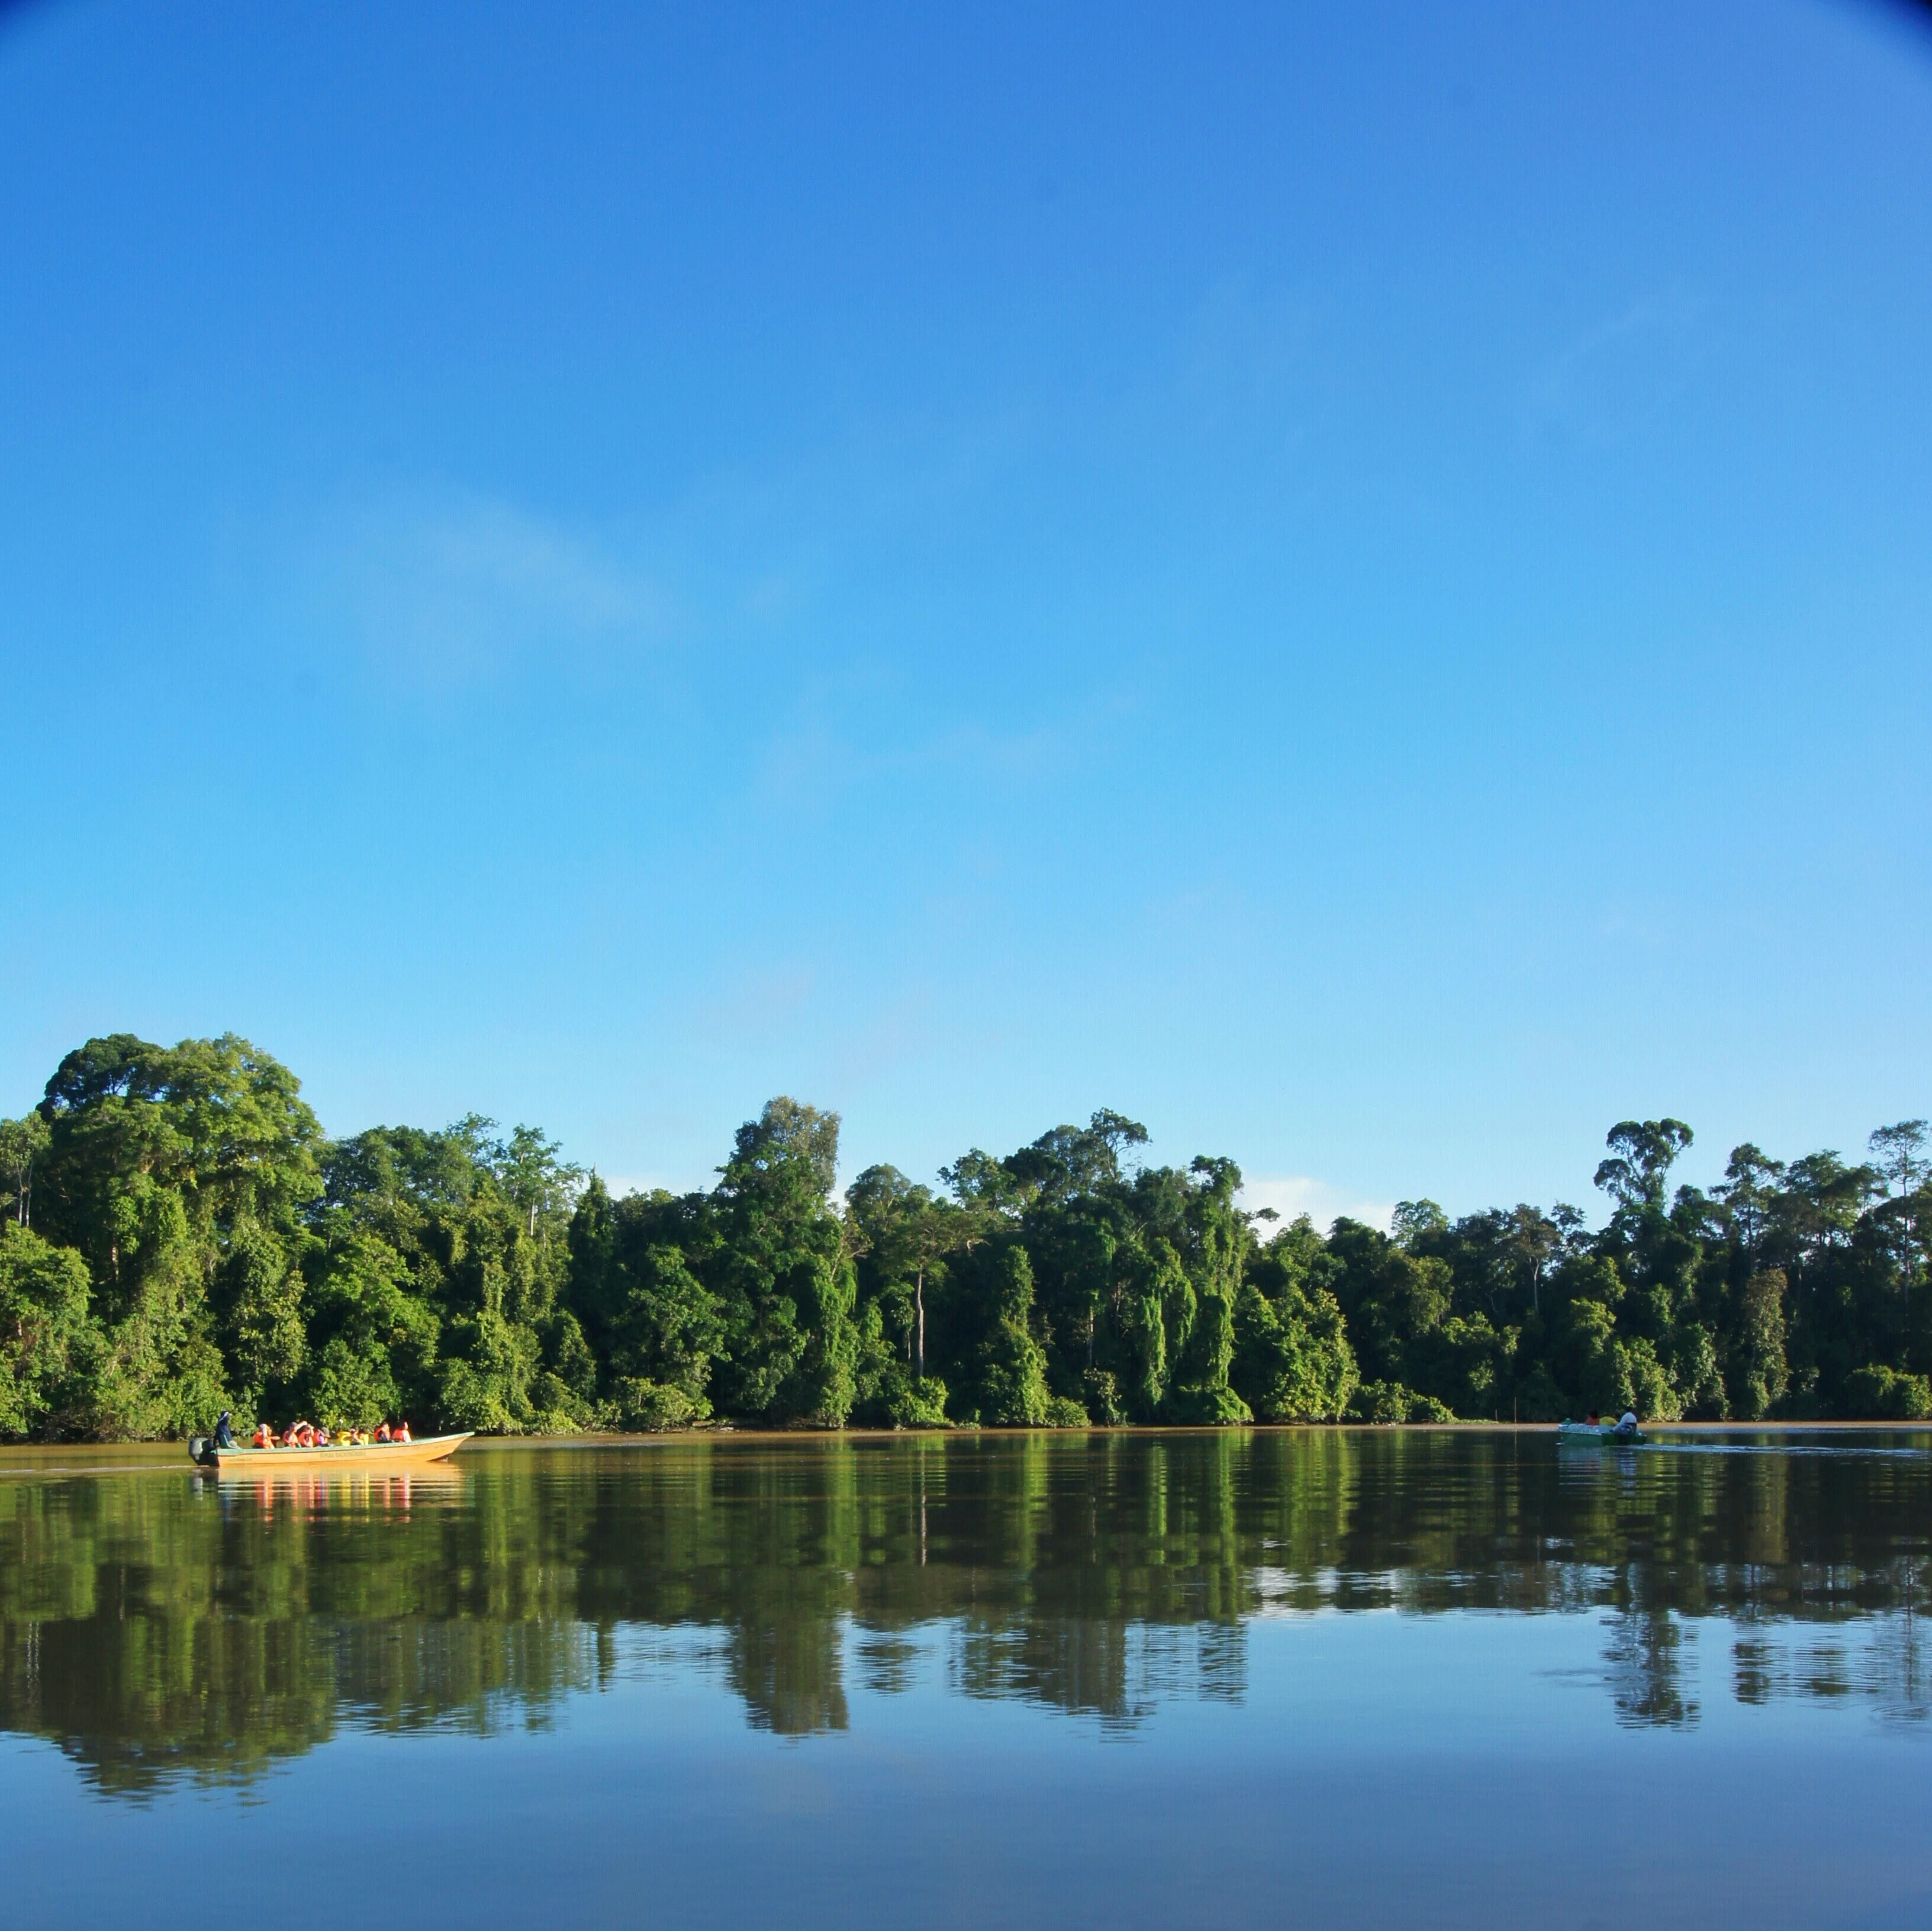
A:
214;1411;238;1450
253;1422;274;1448
375;1422;391;1442
316;1424;331;1447
394;1421;412;1444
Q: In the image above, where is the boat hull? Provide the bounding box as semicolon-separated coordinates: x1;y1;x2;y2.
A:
1556;1422;1648;1444
190;1432;473;1472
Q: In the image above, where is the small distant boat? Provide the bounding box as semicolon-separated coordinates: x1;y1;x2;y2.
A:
187;1431;473;1472
1556;1420;1648;1446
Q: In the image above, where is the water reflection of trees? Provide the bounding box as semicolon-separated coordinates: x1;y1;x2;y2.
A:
1602;1609;1699;1729
1732;1595;1932;1727
4;1430;1932;1790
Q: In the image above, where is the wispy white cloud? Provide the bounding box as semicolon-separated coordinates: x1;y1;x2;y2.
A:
1524;292;1711;445
745;688;1132;829
322;491;675;688
1239;1175;1394;1234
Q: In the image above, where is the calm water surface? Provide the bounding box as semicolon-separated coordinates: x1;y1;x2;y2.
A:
4;1428;1931;1929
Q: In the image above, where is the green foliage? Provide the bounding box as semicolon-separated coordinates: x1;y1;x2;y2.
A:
709;1099;856;1425
0;1112;50;1230
888;1375;954;1428
5;1034;1931;1438
1348;1381;1455;1424
951;1242;1053;1425
1840;1363;1932;1421
1081;1367;1125;1424
37;1033;323;1289
1231;1221;1358;1420
220;1220;307;1408
307;1335;400;1428
613;1245;723;1404
614;1378;708;1430
301;1227;439;1422
0;1225;95;1437
1594;1119;1694;1214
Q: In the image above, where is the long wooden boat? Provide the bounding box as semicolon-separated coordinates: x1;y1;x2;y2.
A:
188;1431;473;1472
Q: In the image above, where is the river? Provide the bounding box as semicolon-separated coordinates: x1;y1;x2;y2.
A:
2;1427;1929;1928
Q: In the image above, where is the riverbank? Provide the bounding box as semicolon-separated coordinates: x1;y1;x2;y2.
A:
6;1417;1930;1476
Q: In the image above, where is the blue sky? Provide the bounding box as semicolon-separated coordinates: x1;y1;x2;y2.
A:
3;0;1930;1221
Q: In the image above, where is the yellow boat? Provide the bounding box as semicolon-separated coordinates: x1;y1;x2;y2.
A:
188;1431;473;1472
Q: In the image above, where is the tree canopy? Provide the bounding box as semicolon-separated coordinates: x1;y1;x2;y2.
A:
1;1032;1927;1439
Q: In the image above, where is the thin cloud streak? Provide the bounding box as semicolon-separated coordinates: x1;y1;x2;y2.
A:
1241;1175;1395;1234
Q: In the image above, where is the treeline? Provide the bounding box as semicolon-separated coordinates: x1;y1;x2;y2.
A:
0;1032;1927;1438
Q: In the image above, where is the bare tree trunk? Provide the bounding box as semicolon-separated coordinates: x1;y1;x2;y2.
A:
915;1268;926;1380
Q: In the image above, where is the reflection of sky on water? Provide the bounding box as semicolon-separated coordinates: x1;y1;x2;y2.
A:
7;1431;1932;1769
5;1431;1932;1927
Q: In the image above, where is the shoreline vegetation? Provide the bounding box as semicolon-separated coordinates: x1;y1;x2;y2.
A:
1;1032;1927;1443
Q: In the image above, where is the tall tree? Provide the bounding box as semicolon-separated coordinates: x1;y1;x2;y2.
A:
710;1099;858;1426
1869;1121;1930;1290
0;1113;49;1228
1594;1119;1694;1215
493;1124;585;1239
846;1163;974;1384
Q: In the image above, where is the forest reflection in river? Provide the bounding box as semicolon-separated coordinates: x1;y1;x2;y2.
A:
5;1427;1932;1797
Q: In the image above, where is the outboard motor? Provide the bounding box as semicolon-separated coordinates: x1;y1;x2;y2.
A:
186;1436;217;1467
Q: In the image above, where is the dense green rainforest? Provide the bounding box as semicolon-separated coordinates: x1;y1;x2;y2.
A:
0;1032;1927;1439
